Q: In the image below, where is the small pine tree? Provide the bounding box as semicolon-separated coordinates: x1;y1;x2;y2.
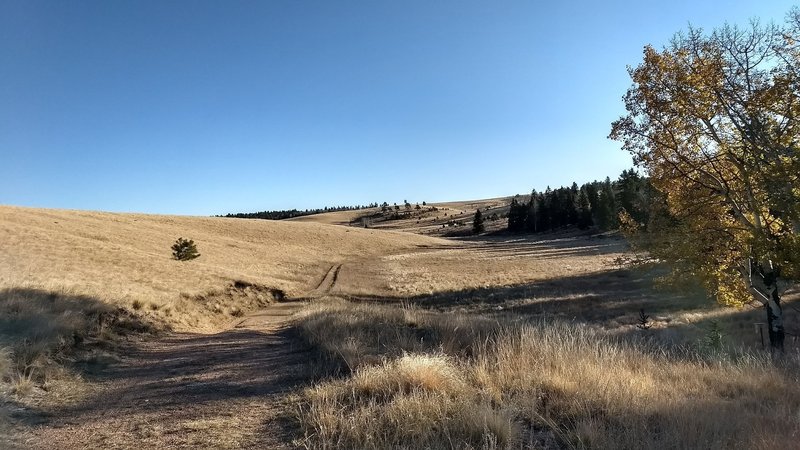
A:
472;209;485;234
172;237;200;261
702;320;725;352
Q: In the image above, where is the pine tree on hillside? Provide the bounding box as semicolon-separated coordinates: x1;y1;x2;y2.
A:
549;188;563;228
595;177;618;231
585;182;599;214
172;237;200;261
472;209;485;234
567;182;579;225
535;193;548;232
616;169;651;225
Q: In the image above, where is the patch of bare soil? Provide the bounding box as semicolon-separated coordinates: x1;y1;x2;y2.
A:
15;301;310;449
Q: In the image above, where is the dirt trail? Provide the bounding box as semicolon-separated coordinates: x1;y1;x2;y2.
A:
16;269;343;449
312;263;341;295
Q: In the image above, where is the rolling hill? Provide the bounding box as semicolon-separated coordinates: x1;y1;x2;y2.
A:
0;205;449;332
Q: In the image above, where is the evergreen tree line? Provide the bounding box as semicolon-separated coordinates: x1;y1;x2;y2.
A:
507;169;652;233
222;203;379;221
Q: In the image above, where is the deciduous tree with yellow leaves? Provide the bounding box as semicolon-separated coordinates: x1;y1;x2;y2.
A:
611;10;800;352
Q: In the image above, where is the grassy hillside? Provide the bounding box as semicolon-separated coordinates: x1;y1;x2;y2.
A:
4;204;799;449
0;204;449;435
290;197;512;236
0;205;448;332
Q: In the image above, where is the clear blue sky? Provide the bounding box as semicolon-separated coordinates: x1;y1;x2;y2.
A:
1;1;794;215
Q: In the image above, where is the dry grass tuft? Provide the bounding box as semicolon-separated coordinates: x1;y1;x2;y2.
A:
0;347;11;382
350;353;466;399
296;300;499;372
295;300;800;450
299;354;518;449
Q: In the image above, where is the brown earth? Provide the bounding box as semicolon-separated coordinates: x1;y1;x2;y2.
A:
13;288;331;449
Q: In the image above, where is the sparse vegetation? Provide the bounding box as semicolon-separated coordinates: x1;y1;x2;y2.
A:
636;308;651;330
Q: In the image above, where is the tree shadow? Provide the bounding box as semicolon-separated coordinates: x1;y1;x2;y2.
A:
0;288;156;428
350;264;799;352
432;232;630;262
19;324;314;447
0;287;154;349
58;325;311;408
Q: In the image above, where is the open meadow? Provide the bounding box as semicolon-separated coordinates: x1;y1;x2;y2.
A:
1;204;799;449
6;2;800;449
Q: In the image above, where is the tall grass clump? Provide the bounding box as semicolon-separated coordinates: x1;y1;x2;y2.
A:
0;287;152;399
295;300;800;450
295;299;501;373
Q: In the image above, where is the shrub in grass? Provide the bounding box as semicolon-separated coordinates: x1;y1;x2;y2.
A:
172;237;200;261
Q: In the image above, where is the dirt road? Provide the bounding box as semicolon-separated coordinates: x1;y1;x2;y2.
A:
15;271;341;449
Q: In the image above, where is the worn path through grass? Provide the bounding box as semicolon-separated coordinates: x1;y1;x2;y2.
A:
17;292;324;449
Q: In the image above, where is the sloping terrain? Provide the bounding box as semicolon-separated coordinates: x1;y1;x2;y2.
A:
0;205;448;332
289;197;512;236
0;205;449;447
3;204;798;449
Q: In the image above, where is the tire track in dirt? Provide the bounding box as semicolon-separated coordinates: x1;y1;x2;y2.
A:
312;264;342;295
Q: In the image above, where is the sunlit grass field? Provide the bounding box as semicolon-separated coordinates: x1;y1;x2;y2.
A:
2;204;799;448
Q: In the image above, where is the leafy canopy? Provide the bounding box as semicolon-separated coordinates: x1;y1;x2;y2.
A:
610;11;800;306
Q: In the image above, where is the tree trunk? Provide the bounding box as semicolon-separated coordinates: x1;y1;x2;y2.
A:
765;278;785;354
745;258;786;353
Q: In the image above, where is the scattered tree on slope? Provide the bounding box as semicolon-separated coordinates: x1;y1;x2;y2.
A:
472;209;485;234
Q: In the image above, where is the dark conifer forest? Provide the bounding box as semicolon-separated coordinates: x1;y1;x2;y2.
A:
507;169;652;233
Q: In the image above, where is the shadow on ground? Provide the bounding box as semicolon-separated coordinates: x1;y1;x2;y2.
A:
349;264;800;352
4;292;312;449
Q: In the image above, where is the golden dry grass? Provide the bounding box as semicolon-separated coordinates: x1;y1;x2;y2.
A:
333;233;628;298
294;300;800;450
0;205;448;332
4;203;799;449
0;204;448;429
